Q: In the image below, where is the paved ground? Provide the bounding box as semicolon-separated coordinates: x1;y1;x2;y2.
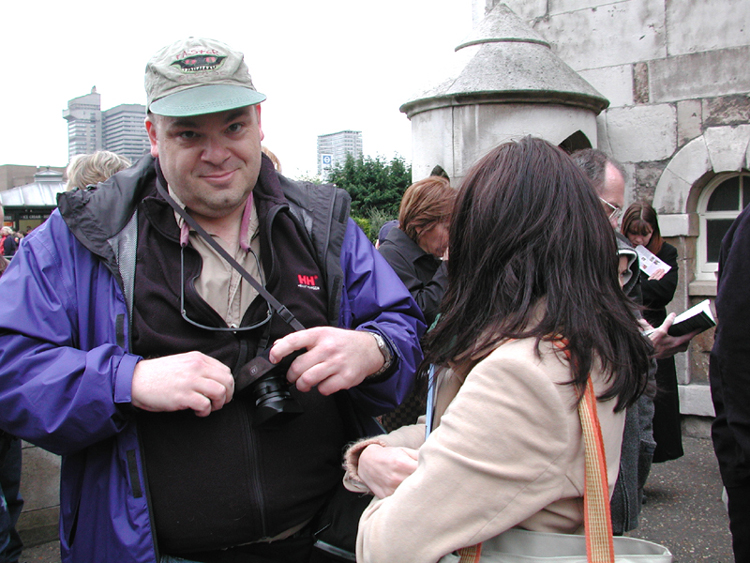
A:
631;435;734;562
18;436;734;562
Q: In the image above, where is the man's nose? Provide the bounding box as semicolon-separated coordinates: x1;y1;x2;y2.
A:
201;136;231;163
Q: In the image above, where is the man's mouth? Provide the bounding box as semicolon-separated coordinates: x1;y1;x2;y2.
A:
200;169;237;185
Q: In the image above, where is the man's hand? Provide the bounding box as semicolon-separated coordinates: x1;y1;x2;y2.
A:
646;313;702;359
269;327;385;395
358;444;419;499
131;351;234;417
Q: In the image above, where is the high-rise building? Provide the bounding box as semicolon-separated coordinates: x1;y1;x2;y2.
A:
63;88;102;161
317;130;363;178
63;89;150;164
102;104;150;163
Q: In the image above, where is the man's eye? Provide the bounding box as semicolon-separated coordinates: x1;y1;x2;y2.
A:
178;131;198;139
227;123;243;133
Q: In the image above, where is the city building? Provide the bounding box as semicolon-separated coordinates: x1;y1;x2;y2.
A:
102;104;151;163
0;164;65;194
62;88;102;160
317;130;363;177
63;88;150;164
0;168;66;231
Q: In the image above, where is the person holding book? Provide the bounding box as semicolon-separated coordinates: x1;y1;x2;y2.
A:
622;202;683;462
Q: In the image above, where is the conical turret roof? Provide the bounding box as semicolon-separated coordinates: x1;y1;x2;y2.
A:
400;3;608;118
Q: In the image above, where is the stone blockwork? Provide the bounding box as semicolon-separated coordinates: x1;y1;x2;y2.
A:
649;46;750;103
599;103;676;162
665;0;749;56
676;100;702;148
633;160;667;201
703;95;750;128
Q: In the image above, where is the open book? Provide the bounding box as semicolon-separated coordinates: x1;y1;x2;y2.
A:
635;245;672;277
668;299;716;337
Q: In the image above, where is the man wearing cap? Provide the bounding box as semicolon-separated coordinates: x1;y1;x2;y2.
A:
0;38;424;563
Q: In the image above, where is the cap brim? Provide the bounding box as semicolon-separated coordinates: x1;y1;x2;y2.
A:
149;84;266;117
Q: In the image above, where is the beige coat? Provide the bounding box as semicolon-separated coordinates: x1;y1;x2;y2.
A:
343;337;626;563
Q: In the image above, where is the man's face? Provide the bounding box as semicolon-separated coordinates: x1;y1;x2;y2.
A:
599;162;626;229
146;105;264;221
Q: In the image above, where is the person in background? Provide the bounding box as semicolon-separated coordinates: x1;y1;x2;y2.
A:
710;200;750;562
0;228;16;259
65;151;131;191
378;176;455;328
0;255;23;563
622;202;682;463
377;176;456;430
617;238;639;291
572;149;655;533
261;146;282;173
343;137;651;563
375;220;398;249
375;166;449;250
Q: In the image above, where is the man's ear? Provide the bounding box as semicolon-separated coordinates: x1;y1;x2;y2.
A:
256;105;264;142
145;117;159;158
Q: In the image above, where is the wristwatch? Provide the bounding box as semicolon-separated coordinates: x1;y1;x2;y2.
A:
369;332;394;377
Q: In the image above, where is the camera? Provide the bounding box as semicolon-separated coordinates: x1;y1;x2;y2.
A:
235;348;304;427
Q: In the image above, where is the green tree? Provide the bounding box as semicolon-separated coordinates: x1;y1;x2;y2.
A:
328;154;412;219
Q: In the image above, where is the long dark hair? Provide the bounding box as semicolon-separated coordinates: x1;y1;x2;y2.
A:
621;202;664;254
422;137;650;410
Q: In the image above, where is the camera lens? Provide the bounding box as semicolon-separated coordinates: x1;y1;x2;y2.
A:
251;376;303;427
235;348;306;427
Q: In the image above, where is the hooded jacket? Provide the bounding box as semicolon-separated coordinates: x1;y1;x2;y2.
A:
0;155;424;563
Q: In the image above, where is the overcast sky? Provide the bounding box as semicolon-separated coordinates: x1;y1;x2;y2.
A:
2;0;478;178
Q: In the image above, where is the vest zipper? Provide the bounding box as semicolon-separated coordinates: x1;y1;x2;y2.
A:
239;405;268;537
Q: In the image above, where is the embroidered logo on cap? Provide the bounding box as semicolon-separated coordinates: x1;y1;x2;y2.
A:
172;48;227;73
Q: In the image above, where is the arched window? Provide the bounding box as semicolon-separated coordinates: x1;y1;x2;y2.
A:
697;171;750;277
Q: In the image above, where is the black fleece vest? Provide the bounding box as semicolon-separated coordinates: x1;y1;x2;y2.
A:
131;164;346;554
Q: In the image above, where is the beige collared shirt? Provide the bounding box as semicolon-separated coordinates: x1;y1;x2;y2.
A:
169;187;264;328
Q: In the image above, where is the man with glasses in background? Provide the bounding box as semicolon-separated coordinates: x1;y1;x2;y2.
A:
572;148;701;537
0;37;424;563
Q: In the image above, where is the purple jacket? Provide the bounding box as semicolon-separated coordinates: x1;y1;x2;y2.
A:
0;156;424;562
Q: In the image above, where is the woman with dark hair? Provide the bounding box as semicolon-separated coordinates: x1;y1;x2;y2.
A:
378;176;456;327
622;202;682;462
342;137;652;563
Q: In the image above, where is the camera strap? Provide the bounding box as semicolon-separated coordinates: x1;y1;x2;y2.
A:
155;181;305;332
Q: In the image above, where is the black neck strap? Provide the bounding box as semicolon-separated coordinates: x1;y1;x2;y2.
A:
155;181;305;332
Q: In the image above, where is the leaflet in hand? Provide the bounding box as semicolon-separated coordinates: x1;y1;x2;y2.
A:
668;299;716;337
635;245;671;277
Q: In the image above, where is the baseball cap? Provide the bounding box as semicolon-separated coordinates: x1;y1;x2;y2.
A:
145;37;266;117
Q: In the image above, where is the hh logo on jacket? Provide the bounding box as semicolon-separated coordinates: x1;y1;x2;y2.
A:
297;274;320;291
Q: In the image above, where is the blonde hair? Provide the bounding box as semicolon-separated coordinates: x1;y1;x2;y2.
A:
261;146;281;173
66;151;131;191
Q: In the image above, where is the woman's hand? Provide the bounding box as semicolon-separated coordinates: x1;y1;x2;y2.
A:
358;444;419;499
648;268;666;280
